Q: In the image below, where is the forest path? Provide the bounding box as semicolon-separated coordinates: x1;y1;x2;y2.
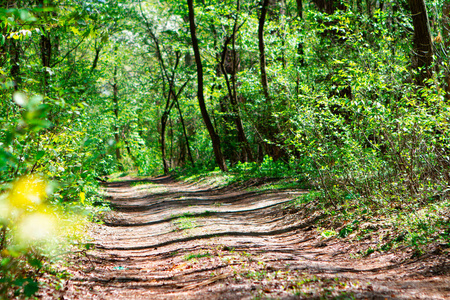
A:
63;176;449;299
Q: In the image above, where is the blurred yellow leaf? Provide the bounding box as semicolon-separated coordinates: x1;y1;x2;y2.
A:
9;176;47;209
79;192;85;204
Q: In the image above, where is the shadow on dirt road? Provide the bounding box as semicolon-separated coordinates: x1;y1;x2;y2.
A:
53;176;449;299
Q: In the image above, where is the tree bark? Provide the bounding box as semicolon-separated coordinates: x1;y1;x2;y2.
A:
407;0;434;85
296;0;302;17
39;0;53;96
296;0;304;96
90;43;102;73
40;32;51;96
443;2;450;98
113;66;123;171
160;53;181;174
258;0;270;102
174;95;195;166
187;0;227;172
9;39;21;90
160;93;172;174
366;0;371;16
312;0;345;15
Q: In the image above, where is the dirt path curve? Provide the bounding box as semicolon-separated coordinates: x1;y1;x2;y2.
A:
64;176;449;299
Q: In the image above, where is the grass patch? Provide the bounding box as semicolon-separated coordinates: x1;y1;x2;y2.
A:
184;252;212;261
172;215;198;231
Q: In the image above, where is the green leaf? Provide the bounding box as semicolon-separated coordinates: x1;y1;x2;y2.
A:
23;279;39;297
27;257;43;269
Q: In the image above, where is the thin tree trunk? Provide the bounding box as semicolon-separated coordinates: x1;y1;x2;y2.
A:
161;102;170;174
39;0;53;96
366;0;371;16
356;0;362;13
258;0;270;102
296;0;302;17
257;0;284;159
443;2;450;98
230;0;253;161
159;54;193;174
296;0;304;97
218;2;253;162
90;43;102;73
161;88;179;174
220;47;253;162
174;96;195;165
10;39;21;90
187;0;227;172
160;53;181;175
0;225;7;251
40;32;51;96
113;66;123;171
407;0;434;85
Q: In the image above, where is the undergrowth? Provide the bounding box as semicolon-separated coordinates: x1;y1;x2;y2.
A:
291;188;450;255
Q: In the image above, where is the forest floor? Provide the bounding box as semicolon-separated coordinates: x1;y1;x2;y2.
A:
43;176;449;299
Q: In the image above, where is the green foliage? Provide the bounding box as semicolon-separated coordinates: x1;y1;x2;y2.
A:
321;229;337;239
0;252;40;299
230;156;293;180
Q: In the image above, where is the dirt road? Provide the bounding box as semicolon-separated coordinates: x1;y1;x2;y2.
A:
59;176;449;299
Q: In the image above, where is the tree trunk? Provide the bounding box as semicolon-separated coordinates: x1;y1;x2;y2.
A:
356;0;362;13
220;1;254;162
187;0;228;172
161;88;178;174
407;0;434;85
9;39;21;91
444;2;450;49
296;0;302;17
255;0;286;160
366;0;371;16
160;49;179;175
160;103;170;174
443;2;450;98
221;47;253;162
90;43;102;73
40;32;51;96
160;55;191;173
174;96;195;165
39;0;53;96
312;0;344;15
113;66;123;171
296;0;304;96
259;0;270;102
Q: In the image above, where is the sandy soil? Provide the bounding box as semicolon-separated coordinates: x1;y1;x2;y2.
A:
46;176;450;299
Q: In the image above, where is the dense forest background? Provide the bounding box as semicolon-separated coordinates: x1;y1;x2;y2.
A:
1;0;450;297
